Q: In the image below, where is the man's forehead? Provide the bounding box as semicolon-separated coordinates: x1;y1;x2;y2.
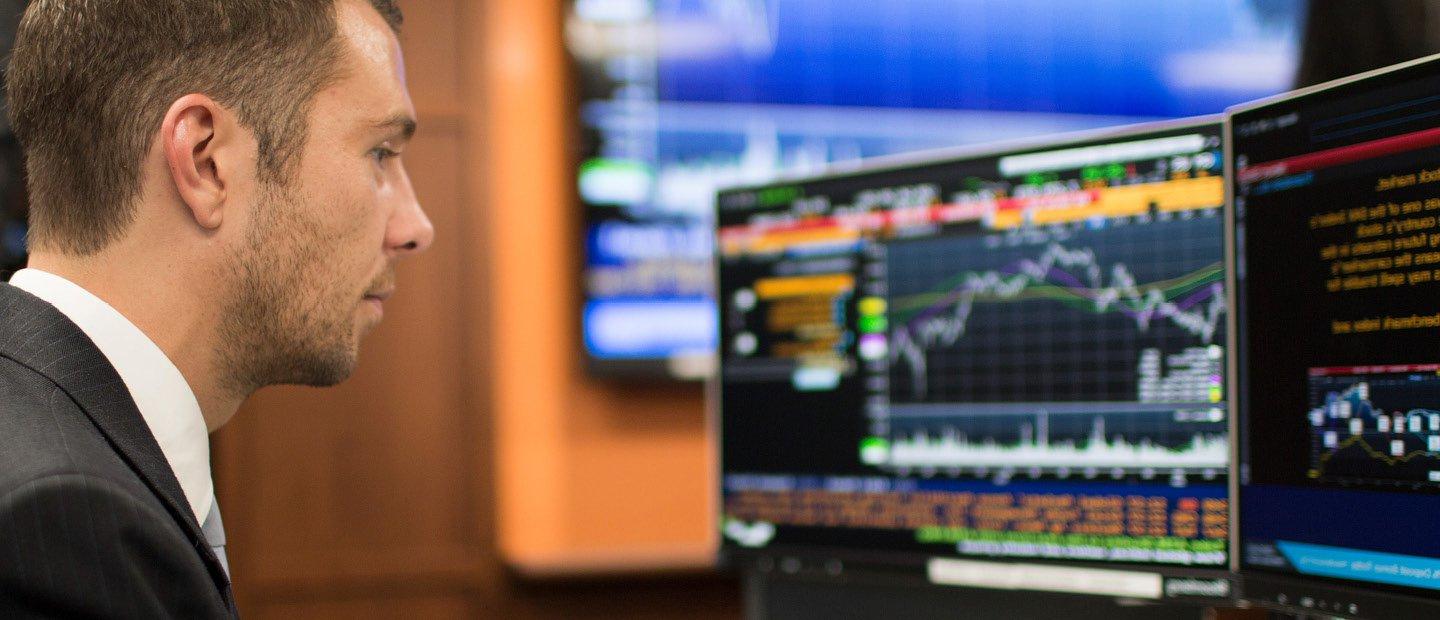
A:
337;0;405;82
325;0;414;133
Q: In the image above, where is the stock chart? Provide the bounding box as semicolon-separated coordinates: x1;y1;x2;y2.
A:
718;121;1231;568
878;213;1228;480
1307;366;1440;488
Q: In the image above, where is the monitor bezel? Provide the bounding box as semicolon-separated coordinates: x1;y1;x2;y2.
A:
712;115;1234;602
716;115;1223;199
1224;50;1440;616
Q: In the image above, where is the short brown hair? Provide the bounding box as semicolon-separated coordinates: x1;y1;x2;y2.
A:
6;0;403;255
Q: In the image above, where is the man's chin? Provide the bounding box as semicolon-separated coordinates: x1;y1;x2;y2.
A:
290;355;358;387
279;338;362;388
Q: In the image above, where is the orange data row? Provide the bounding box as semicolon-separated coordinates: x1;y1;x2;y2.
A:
725;489;1228;540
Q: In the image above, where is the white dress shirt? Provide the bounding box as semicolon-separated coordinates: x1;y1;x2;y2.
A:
9;268;215;524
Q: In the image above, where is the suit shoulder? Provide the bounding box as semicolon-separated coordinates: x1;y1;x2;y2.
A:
0;356;135;498
0;473;228;619
0;353;56;418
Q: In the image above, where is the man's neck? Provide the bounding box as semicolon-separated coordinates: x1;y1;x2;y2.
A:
25;251;243;431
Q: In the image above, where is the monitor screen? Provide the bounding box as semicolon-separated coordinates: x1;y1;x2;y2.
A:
717;119;1233;603
572;0;1302;378
1231;53;1440;618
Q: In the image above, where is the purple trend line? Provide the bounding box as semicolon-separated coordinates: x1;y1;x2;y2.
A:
1169;283;1220;312
907;287;969;326
1044;266;1089;290
1102;283;1218;322
1105;282;1218;319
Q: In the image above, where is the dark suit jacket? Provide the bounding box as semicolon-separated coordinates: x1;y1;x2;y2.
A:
0;283;236;618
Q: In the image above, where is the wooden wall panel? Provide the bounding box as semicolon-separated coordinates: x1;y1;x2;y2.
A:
247;592;477;620
564;383;712;551
397;0;463;116
472;0;718;575
466;0;571;564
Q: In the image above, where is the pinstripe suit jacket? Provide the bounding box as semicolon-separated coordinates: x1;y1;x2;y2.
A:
0;283;236;618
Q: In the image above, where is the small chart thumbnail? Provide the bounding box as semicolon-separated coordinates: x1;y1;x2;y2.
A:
1307;364;1440;488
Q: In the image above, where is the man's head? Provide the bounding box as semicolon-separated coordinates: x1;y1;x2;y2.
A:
7;0;434;399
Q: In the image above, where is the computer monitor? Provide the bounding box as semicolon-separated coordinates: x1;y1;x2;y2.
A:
1230;53;1440;618
717;117;1233;605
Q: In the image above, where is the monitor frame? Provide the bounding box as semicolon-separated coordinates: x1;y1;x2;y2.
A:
1224;50;1440;619
712;114;1237;606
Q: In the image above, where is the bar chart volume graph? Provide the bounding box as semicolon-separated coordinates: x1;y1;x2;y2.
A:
889;410;1228;471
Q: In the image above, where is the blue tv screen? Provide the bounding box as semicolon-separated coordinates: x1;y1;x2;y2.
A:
572;0;1303;377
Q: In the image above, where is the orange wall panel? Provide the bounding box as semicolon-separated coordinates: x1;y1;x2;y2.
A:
470;0;717;573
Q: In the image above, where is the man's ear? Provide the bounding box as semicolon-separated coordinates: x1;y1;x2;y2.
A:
161;94;230;230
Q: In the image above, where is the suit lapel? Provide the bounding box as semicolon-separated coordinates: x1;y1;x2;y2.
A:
0;283;234;605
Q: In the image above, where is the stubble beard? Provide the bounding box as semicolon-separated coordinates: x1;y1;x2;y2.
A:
215;182;362;399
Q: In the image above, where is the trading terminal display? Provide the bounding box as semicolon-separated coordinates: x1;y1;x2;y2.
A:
717;120;1232;599
1232;54;1440;617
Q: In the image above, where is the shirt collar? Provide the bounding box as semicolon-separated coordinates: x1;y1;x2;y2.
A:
9;268;214;523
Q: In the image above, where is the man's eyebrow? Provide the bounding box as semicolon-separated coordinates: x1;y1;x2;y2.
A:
372;114;417;141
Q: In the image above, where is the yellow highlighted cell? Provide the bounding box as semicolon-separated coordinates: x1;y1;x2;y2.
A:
749;228;859;254
1018;177;1223;227
755;274;855;299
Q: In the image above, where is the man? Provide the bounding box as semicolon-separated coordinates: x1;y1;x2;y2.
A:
0;0;433;617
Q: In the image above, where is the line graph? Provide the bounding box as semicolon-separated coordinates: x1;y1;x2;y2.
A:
1315;434;1435;468
884;212;1226;403
889;244;1224;398
1308;367;1440;487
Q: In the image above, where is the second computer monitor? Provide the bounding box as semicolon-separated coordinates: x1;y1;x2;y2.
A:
1231;52;1440;618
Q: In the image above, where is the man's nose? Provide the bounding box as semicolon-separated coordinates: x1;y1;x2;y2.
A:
386;169;435;255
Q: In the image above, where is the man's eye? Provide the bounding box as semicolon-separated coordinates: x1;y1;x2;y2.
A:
371;147;400;165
